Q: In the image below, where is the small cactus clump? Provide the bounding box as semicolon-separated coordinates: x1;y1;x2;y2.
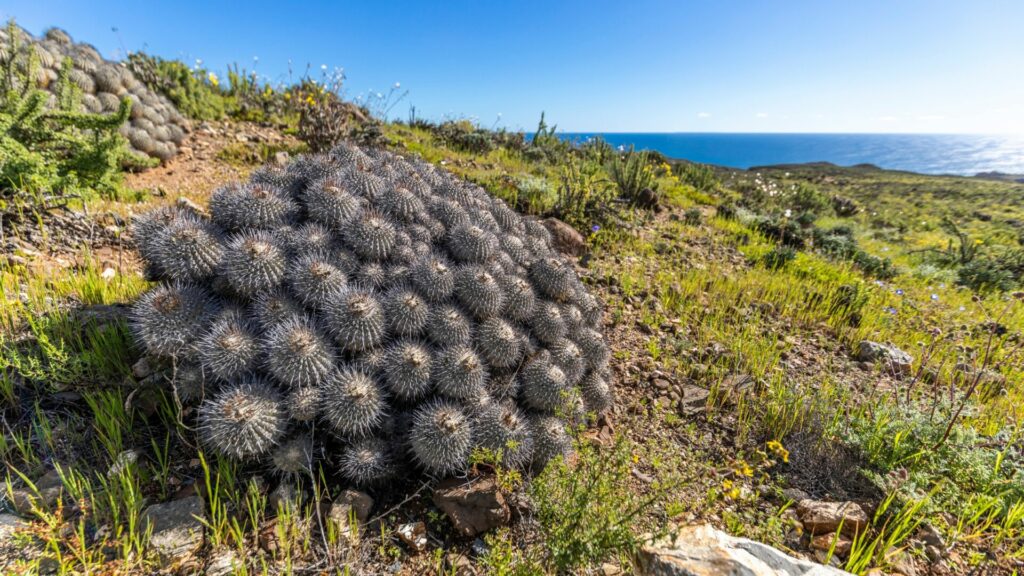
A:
130;142;613;484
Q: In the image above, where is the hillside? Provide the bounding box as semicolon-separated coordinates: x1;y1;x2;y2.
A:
2;29;1024;576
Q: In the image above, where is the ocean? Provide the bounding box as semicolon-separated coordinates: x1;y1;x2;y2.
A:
555;133;1024;177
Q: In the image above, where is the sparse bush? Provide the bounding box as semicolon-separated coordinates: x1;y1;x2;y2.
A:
609;147;659;208
126;52;232;120
754;215;806;248
956;258;1016;292
683;208;701;226
129;143;612;483
678;162;718;192
553;157;615;230
852;250;898;279
761;245;797;270
1;22;149;216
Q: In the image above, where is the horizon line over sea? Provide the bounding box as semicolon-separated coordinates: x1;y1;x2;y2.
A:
554;132;1024;176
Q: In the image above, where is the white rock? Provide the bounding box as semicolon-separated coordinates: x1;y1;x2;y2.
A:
638;524;851;576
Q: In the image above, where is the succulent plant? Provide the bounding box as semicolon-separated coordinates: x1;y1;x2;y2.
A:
130;142;612;482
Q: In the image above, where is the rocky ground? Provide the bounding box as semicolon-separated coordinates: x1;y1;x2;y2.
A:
1;120;1018;575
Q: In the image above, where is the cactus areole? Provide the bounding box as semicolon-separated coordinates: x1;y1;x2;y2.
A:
130;142;613;484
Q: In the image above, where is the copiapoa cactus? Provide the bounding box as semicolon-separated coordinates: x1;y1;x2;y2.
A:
130;142;613;485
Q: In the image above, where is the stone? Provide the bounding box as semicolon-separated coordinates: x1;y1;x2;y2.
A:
797;500;869;536
328;500;359;540
142;496;205;563
635;188;662;211
811;532;852;557
542;217;588;257
856;341;913;376
108;449;141;478
637;524;850;575
917;523;945;549
396;521;427;553
446;552;476;575
268;482;302;513
335;489;374;525
273;151;291;166
70;303;129;330
132;357;153;380
0;513;23;545
205;549;239;576
10;469;63;515
176;196;205;214
432;476;511;537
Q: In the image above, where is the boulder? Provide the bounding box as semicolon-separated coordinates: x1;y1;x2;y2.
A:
9;469;63;515
432;476;510;537
542;218;588;257
856;341;913;376
335;489;374;525
637;524;850;575
797;500;869;536
142;496;204;564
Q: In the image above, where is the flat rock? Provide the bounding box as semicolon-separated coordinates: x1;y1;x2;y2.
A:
856;341;913;376
10;469;63;515
0;513;23;546
542;217;588;257
396;521;427;553
797;500;869;536
142;496;204;564
637;524;850;575
432;476;510;537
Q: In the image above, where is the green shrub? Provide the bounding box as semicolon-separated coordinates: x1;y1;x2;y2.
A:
609;147;659;208
957;258;1016;292
678;162;719;192
553;157;615;230
1;23;148;214
754;215;806;248
852;250;898;279
529;435;671;572
761;245;797;270
126;52;233;121
683;208;702;226
788;181;832;219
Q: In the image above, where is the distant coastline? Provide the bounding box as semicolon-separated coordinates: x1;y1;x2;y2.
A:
555;132;1024;178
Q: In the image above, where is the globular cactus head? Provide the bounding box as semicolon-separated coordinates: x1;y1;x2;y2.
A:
129;143;612;482
410;400;473;475
198;380;286;459
340;436;396;486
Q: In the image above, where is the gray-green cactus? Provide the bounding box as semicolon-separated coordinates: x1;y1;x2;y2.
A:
129;142;612;482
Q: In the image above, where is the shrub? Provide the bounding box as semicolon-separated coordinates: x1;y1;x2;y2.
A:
553;157;615;230
1;23;148;214
678;162;719;192
754;215;806;248
956;258;1016;292
683;208;702;226
788;181;832;219
852;250;898;280
126;52;232;121
761;245;797;270
129;143;613;483
609;147;659;208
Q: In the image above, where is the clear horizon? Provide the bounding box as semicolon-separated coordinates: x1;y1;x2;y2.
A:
4;1;1023;134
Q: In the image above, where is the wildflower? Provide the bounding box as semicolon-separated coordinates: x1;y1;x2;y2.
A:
253;56;259;63
895;289;904;296
732;460;753;477
766;440;789;463
875;280;885;287
885;306;898;315
208;72;219;87
931;294;939;301
321;64;328;71
959;305;966;312
591;225;600;233
394;82;401;89
783;209;792;218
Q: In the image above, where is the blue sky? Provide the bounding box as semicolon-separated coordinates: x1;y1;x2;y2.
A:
4;1;1022;133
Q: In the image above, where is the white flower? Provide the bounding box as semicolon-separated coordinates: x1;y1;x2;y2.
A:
394;82;401;89
784;209;792;218
321;64;328;70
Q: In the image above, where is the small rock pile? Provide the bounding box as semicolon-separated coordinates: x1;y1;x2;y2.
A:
0;25;189;161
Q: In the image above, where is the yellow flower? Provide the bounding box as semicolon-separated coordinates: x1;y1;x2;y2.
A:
733;460;753;477
207;72;219;87
767;440;790;463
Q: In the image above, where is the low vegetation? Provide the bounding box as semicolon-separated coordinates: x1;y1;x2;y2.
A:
0;41;1022;576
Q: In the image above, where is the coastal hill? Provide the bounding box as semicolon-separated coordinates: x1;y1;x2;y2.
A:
2;26;1023;576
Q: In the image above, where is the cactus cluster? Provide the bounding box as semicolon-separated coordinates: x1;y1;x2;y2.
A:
130;143;613;484
0;25;188;161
